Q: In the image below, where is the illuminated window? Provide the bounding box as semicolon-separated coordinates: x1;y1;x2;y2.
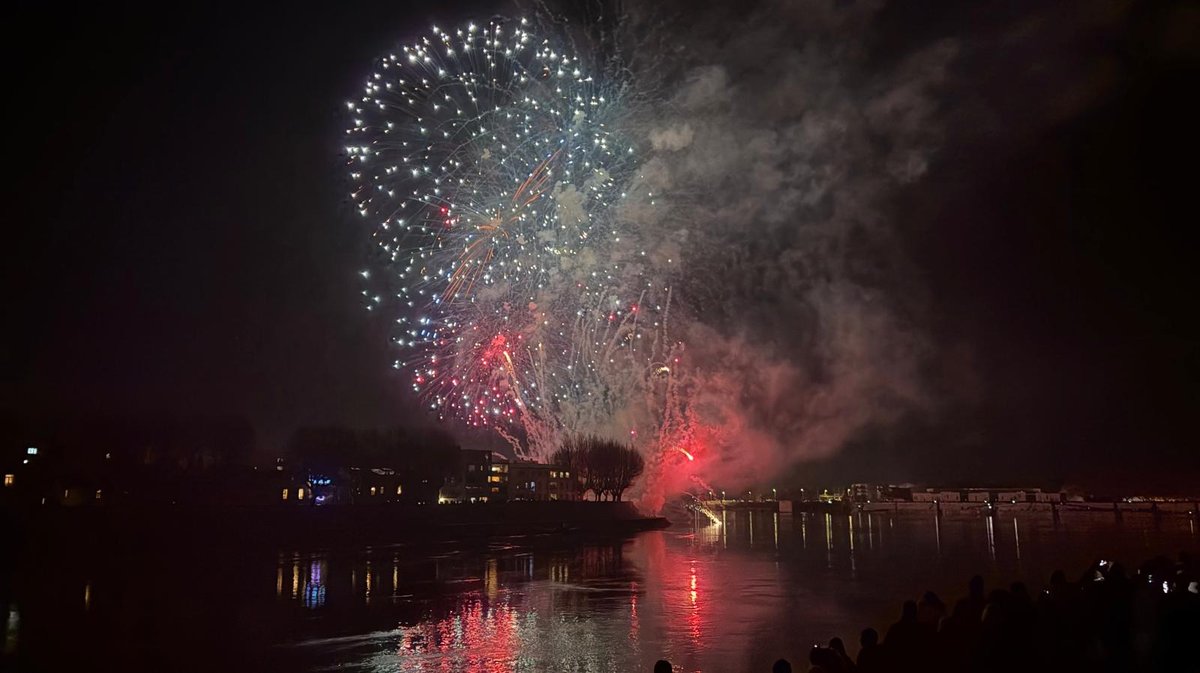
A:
3;474;13;487
396;485;403;495
27;447;38;455
281;488;288;500
95;489;102;500
64;489;70;499
370;486;377;496
298;488;306;500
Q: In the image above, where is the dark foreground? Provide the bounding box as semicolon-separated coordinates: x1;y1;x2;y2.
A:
753;555;1199;673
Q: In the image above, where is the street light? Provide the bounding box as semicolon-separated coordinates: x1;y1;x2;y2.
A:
772;488;777;500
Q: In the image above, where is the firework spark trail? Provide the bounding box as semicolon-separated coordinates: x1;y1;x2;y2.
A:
347;18;692;463
346;3;949;508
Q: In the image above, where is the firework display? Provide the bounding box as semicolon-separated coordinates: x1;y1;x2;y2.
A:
346;19;686;461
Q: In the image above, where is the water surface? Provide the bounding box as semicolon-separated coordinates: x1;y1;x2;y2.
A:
3;508;1196;672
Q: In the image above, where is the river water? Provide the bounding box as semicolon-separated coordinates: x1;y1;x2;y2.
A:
3;508;1197;672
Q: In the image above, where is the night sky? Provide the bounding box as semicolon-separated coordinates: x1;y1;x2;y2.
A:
4;1;1198;489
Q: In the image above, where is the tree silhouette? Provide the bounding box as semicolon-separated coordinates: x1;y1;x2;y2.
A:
553;435;644;501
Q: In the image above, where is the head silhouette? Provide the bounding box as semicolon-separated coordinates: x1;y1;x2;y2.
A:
860;627;879;647
772;659;792;673
654;660;673;673
969;575;984;599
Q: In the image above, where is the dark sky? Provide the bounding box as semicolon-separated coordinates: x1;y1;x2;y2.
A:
4;1;1198;487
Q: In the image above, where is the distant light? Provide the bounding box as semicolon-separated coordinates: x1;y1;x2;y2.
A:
27;447;37;455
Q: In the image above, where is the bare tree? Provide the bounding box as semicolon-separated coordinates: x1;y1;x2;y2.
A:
555;435;644;501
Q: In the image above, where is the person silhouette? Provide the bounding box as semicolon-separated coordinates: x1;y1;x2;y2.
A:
772;658;793;673
953;575;986;625
809;645;847;672
885;600;924;669
654;660;673;673
828;637;856;671
856;628;884;673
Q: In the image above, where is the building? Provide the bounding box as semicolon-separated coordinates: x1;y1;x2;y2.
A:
848;483;883;504
906;487;1064;504
350;467;407;503
487;453;509;501
439;449;495;503
912;490;961;503
508;462;578;501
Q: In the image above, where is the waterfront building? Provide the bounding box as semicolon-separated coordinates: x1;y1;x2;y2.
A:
508;462;578;501
439;449;495;503
488;453;509;501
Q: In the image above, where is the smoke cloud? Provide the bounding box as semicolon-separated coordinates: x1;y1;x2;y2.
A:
617;1;957;487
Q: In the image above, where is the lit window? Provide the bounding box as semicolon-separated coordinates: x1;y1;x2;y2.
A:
95;489;102;500
298;488;306;500
27;447;38;455
370;487;377;496
281;488;289;500
3;474;13;487
396;485;403;495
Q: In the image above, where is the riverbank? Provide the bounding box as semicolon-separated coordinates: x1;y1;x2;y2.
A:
700;499;1200;520
5;501;670;551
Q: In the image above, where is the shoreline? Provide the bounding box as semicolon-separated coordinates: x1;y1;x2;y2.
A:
5;500;671;551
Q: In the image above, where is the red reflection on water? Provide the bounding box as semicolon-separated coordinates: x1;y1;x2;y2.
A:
398;592;521;673
687;560;702;648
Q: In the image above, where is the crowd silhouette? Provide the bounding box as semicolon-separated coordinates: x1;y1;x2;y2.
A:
654;553;1199;672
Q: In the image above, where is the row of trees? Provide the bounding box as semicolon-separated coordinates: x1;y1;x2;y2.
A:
551;435;645;501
